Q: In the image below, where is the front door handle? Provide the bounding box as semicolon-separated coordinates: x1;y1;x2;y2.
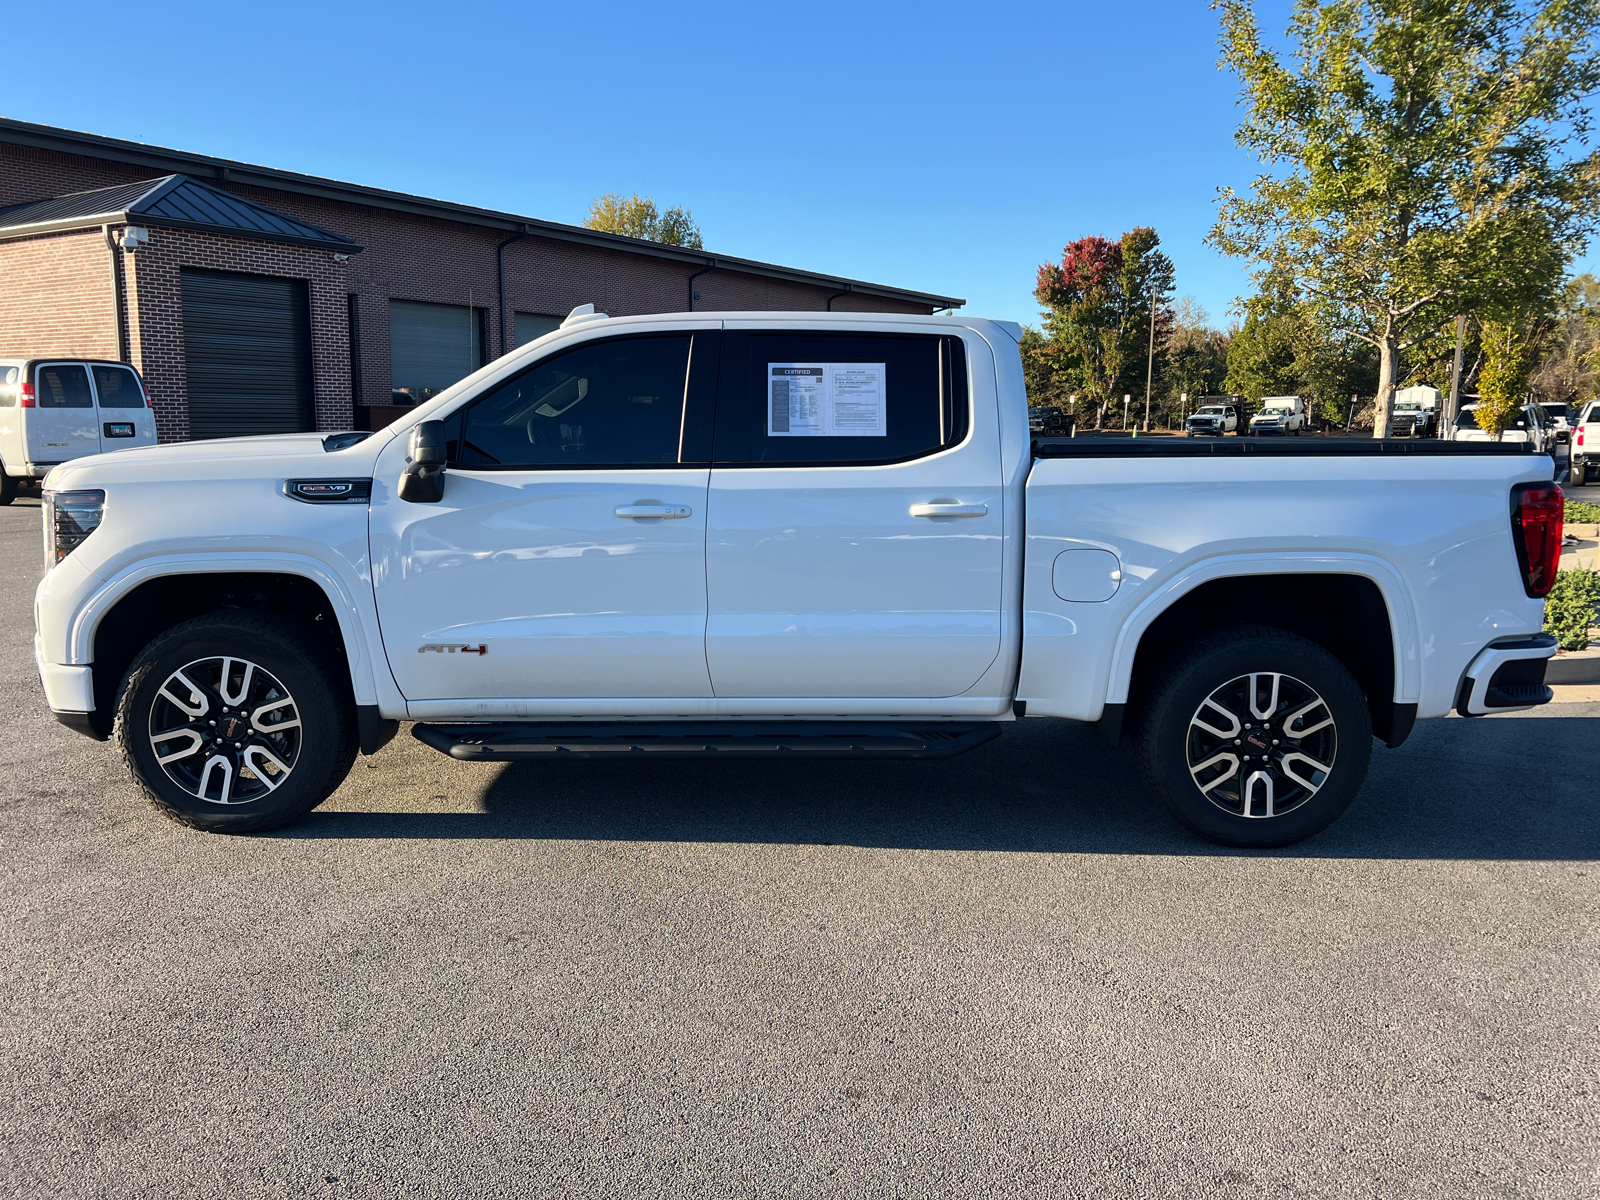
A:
910;501;988;518
615;503;692;519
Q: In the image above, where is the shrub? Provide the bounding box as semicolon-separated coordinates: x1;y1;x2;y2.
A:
1543;568;1600;650
1566;498;1600;524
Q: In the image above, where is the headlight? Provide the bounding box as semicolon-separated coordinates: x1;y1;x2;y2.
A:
43;489;105;569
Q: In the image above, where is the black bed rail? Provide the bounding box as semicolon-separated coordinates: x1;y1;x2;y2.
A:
1032;436;1541;458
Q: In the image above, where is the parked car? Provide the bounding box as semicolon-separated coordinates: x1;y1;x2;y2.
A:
1538;401;1572;444
34;310;1560;850
1249;395;1305;436
1449;401;1552;453
0;359;157;505
1390;385;1440;437
1185;399;1241;436
1028;405;1075;438
1572;399;1600;483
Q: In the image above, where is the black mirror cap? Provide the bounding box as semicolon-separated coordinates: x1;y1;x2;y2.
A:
407;420;447;466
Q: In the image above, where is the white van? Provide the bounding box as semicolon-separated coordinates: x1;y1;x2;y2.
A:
0;359;158;504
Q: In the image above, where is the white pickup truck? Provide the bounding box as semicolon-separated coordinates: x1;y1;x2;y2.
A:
33;310;1563;848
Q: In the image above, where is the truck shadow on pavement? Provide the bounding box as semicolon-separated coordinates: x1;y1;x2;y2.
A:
286;711;1600;860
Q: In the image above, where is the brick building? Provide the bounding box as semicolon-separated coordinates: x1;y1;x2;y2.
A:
0;119;962;441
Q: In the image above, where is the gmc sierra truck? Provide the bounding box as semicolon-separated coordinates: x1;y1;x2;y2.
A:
33;309;1562;848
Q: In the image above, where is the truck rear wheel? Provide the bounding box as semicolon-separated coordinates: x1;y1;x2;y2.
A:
1134;625;1373;848
114;612;357;833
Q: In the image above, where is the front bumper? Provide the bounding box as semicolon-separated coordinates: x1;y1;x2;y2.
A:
36;632;93;713
1456;633;1557;715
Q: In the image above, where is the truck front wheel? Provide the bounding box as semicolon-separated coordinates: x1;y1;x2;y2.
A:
114;612;357;833
1134;626;1373;848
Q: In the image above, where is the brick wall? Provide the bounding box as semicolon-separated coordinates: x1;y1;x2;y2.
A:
0;230;120;359
126;227;351;441
1;141;945;423
0;142;149;208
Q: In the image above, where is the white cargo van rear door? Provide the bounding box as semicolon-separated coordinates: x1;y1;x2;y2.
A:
28;363;101;467
88;364;157;452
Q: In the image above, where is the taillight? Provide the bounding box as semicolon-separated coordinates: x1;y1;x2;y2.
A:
19;382;35;407
1578;426;1585;448
1511;483;1563;598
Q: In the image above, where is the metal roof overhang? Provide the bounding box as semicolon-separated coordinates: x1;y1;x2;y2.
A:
0;118;964;309
0;209;365;253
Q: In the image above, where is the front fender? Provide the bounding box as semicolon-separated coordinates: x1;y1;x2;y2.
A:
53;552;393;710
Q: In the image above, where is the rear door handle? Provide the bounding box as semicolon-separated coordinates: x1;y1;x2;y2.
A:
615;504;692;519
910;501;988;518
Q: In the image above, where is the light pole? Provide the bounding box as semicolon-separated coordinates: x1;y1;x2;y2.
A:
1446;313;1466;437
1123;394;1130;430
1144;288;1156;432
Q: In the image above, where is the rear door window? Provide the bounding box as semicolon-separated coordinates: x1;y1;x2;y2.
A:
91;365;147;408
35;364;93;408
714;332;967;465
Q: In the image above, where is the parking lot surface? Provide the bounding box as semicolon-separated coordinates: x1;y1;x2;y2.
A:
0;494;1596;1199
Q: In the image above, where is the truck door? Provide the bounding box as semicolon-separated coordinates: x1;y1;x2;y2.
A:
370;331;718;701
88;364;158;452
703;329;1004;698
28;363;101;466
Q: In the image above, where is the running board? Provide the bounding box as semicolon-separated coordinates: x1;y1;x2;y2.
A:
411;720;1002;761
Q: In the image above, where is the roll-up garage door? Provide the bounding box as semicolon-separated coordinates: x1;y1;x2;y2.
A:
389;300;483;402
181;268;314;439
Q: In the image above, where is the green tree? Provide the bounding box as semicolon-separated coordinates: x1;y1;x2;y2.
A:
1225;274;1379;425
584;193;704;248
1160;297;1232;427
1530;273;1600;405
1034;228;1176;428
1211;0;1600;437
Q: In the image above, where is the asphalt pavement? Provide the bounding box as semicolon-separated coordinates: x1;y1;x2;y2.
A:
0;488;1596;1199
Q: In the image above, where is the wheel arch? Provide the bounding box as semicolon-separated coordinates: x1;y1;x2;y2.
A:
74;556;381;736
1107;555;1419;748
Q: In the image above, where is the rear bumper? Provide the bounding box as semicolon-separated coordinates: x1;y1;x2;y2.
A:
1456;633;1557;715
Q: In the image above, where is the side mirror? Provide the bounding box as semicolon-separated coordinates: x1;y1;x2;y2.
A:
398;420;446;503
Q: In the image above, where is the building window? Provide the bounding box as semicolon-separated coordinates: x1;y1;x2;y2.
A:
389;299;485;404
514;312;562;349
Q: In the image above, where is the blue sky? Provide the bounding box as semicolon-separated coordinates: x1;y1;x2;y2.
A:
4;1;1592;327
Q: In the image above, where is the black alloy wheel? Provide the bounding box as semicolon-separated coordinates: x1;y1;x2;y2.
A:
1135;625;1373;847
116;612;357;832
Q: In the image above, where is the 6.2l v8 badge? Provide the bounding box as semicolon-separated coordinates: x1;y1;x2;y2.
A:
419;644;488;656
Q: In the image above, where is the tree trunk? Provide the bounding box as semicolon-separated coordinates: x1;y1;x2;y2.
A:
1372;324;1399;439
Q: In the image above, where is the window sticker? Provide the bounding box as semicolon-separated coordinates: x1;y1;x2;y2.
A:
767;362;886;437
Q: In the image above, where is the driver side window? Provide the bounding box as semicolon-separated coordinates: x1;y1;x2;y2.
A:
448;335;691;469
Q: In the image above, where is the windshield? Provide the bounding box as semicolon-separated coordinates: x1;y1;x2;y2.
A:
1454;408;1530;430
1540;404;1569;419
1395;401;1422;411
1196;407;1225;416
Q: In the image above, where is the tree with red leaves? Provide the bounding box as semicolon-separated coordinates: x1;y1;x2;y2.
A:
1033;228;1176;428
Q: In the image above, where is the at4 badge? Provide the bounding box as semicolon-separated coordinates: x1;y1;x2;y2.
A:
418;644;488;655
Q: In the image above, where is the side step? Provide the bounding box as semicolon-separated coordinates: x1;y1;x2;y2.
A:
411;720;1002;762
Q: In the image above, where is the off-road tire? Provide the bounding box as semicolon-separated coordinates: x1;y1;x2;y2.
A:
1134;624;1373;848
115;611;357;833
